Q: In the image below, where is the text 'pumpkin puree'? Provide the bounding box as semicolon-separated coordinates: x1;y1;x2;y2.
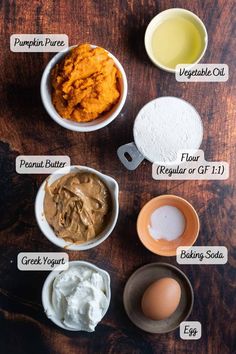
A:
51;44;121;122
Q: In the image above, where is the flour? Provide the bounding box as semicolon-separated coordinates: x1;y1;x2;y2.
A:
133;97;203;164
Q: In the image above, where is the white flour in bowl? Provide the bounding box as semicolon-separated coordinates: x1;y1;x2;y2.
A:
133;97;203;164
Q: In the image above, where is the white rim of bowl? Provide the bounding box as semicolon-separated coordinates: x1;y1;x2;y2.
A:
144;8;208;73
40;44;128;132
35;165;119;250
41;260;111;331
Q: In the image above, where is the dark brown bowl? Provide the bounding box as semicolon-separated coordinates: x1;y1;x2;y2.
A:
123;262;194;333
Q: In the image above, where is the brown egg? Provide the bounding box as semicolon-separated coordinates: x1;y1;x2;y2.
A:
141;277;181;320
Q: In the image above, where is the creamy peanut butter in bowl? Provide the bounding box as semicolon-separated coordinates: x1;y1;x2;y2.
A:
35;166;119;250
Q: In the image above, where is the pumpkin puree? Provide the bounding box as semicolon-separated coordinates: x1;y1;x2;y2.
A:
51;44;121;122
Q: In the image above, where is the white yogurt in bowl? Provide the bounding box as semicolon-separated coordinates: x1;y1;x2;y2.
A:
42;261;111;332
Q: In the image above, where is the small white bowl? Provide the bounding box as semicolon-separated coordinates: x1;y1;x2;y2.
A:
145;8;208;73
41;44;128;132
35;165;119;250
42;260;111;331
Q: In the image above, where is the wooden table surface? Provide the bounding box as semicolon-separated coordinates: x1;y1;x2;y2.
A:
0;1;235;353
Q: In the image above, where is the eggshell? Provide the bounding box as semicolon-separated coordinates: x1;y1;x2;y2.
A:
141;277;181;320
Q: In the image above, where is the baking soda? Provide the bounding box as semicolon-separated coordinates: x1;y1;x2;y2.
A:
148;205;186;241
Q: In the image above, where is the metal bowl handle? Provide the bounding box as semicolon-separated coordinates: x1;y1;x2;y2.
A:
117;142;144;170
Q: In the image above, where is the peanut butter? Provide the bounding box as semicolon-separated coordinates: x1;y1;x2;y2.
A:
44;172;111;244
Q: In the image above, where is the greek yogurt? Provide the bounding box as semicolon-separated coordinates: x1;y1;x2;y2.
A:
50;264;110;332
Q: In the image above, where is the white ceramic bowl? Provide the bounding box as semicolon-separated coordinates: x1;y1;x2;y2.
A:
35;165;119;250
42;260;111;331
41;44;128;132
145;8;208;73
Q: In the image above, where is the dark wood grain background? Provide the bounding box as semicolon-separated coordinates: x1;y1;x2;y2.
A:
0;1;235;353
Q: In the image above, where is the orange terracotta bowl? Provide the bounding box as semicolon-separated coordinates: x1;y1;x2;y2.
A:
137;195;200;256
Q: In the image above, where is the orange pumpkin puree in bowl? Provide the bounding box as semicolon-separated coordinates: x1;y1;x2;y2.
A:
51;44;121;122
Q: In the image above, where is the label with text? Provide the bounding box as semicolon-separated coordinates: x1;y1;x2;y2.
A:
10;34;68;52
177;246;228;265
176;64;228;82
152;150;229;180
180;321;202;340
17;252;69;271
16;155;70;174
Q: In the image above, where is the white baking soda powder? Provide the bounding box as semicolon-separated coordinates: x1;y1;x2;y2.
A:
148;205;186;241
133;97;203;164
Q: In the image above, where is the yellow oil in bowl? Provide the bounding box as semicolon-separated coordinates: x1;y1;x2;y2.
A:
145;9;208;72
